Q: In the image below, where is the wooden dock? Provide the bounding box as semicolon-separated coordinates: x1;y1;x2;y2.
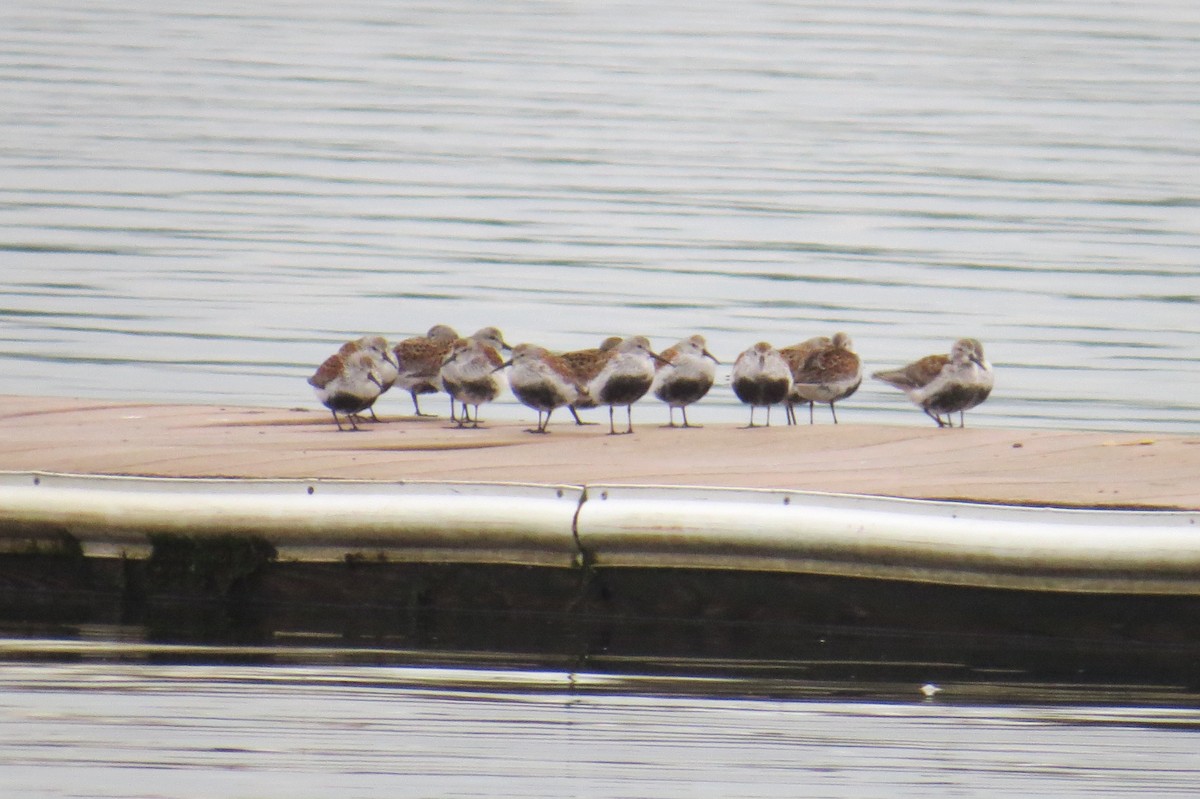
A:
4;395;1200;687
3;393;1198;594
1;395;1197;508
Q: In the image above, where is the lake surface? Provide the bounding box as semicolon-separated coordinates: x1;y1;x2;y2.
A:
2;4;1199;793
1;0;1198;431
2;649;1200;799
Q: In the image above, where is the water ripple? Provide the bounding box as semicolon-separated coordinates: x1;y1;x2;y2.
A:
0;0;1198;431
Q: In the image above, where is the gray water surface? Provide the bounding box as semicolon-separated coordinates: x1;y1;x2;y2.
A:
2;660;1200;799
4;6;1199;793
1;1;1198;431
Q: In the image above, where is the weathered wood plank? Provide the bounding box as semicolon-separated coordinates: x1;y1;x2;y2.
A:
1;395;1197;509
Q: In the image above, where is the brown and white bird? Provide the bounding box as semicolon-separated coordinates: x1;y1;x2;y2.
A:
781;332;861;425
392;324;459;417
559;336;623;424
731;342;793;428
439;327;510;427
337;335;398;422
651;334;718;428
586;335;665;435
501;343;588;433
307;349;384;431
872;338;993;427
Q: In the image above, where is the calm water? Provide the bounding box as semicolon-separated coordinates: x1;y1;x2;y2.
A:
2;3;1199;793
2;653;1200;799
1;0;1198;430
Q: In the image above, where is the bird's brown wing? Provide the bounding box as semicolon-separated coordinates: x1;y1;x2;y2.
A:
308;353;344;388
873;354;948;390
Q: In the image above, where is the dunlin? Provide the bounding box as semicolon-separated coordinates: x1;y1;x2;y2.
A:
501;343;587;433
559;336;623;424
957;339;994;424
781;332;861;425
392;324;459;417
780;335;827;420
872;338;994;427
651;334;718;428
338;335;399;422
307;349;383;431
732;342;793;427
586;335;665;435
439;327;510;427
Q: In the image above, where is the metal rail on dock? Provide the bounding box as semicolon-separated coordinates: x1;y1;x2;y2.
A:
1;471;1198;594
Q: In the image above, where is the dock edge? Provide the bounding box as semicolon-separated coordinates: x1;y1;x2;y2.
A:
1;471;1199;595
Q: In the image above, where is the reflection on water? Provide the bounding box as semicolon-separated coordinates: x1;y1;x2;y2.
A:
1;1;1198;431
3;574;1200;798
4;563;1200;798
2;655;1200;799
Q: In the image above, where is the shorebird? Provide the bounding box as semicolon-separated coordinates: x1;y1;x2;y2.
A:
586;335;665;435
651;334;718;428
956;339;994;424
307;349;383;431
781;332;861;425
337;335;398;422
731;342;793;428
872;338;994;427
501;343;587;433
780;335;827;421
559;336;623;424
439;327;510;427
392;324;459;417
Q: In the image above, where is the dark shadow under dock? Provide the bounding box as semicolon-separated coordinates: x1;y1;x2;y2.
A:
5;551;1200;701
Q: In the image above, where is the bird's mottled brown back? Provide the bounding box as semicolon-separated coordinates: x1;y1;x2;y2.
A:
394;336;453;377
308;352;345;389
876;354;949;390
798;345;861;384
543;349;583;384
481;342;506;369
779;336;829;376
561;347;612;383
655;344;681;371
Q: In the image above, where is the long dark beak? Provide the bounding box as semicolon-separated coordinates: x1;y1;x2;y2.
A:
369;373;383;389
703;349;720;364
649;351;673;367
500;340;513;352
493;359;512;373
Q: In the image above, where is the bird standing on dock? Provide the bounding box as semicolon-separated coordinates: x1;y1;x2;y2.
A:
872;338;993;427
439;327;510;427
392;324;459;417
781;332;861;425
337;335;399;421
587;335;666;435
651;334;718;428
501;344;588;433
732;342;793;428
957;339;995;423
559;336;623;424
780;335;827;422
307;349;384;431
